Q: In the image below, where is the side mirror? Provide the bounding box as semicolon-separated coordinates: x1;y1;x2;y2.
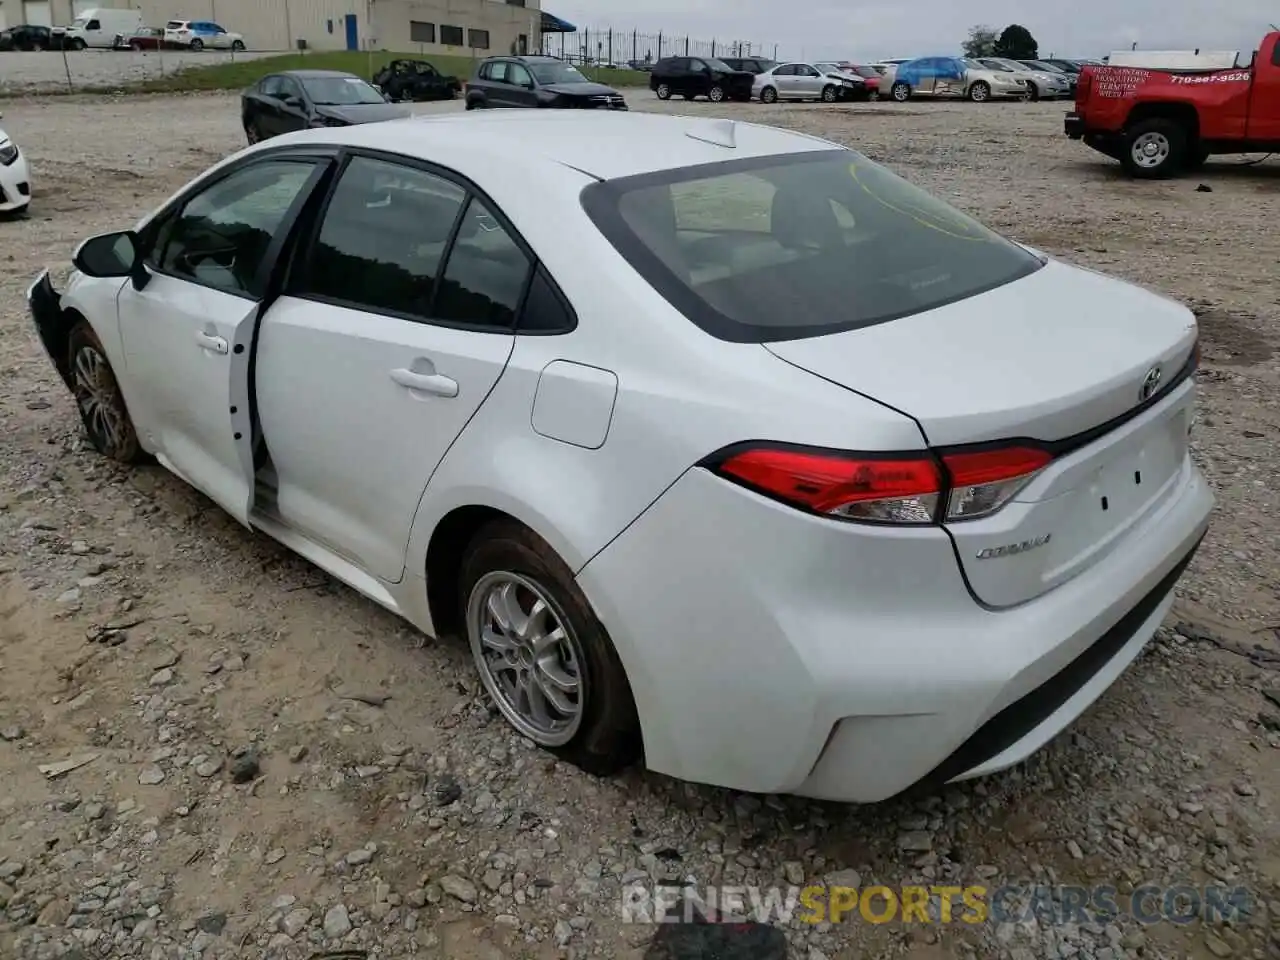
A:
72;231;139;278
283;95;303;109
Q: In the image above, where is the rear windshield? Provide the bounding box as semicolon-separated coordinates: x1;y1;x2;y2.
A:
580;149;1043;343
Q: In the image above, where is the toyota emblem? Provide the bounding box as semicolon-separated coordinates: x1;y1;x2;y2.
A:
1139;366;1162;402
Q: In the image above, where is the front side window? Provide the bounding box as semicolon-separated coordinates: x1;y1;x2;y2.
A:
581;150;1043;343
508;63;534;86
154;160;317;298
296;156;466;319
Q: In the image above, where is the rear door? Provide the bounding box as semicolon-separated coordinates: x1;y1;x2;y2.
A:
117;155;331;526
253;152;531;582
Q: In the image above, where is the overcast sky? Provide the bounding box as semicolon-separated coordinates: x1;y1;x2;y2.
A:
547;0;1274;61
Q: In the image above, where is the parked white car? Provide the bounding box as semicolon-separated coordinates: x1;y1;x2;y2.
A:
163;19;245;51
753;61;865;102
0;116;31;214
26;113;1212;802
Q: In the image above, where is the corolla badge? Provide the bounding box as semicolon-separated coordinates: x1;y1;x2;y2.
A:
1139;365;1162;402
976;533;1051;560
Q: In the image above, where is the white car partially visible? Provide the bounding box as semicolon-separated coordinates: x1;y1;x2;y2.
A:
25;112;1212;803
0;116;31;214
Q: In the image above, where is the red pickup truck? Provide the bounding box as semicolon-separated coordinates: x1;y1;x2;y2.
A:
1065;31;1280;178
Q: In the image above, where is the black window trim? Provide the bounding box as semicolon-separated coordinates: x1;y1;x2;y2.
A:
579;147;1044;345
283;146;573;336
138;147;340;303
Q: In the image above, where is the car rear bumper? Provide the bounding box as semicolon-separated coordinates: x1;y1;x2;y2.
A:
577;453;1212;802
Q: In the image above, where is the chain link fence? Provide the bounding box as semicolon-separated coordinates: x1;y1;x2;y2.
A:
540;29;779;68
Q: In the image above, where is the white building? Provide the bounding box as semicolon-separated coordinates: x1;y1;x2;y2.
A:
0;0;549;57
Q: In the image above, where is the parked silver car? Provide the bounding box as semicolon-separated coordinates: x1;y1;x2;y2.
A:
978;57;1071;100
882;57;1027;102
752;61;865;103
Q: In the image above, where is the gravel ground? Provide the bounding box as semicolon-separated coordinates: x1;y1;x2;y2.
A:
0;50;280;95
1;93;1279;960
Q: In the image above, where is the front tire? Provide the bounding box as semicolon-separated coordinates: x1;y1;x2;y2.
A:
891;81;911;102
1026;81;1040;101
968;80;990;102
67;322;143;464
760;85;778;104
460;520;641;776
655;82;671;100
1121;118;1187;179
245;120;263;144
820;84;837;103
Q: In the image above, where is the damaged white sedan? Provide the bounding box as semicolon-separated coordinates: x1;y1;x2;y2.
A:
27;112;1211;802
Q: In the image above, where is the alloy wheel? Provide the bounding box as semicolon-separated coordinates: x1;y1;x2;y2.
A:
467;571;585;747
72;346;128;457
709;85;725;102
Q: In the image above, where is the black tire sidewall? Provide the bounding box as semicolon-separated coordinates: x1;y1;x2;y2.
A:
761;86;777;103
655;83;671;99
1122;119;1187;179
822;85;836;102
459;521;640;774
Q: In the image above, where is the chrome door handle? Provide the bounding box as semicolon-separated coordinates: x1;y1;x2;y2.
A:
389;367;458;398
197;331;228;354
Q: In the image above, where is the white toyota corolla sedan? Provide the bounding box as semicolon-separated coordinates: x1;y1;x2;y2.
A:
27;112;1212;802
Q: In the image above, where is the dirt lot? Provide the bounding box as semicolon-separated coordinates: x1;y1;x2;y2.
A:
0;50;280;95
0;94;1278;960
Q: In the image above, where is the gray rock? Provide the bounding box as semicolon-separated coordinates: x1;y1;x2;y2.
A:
148;668;173;687
280;907;312;937
138;765;165;785
344;846;375;867
1204;932;1233;957
0;725;25;742
264;848;285;865
195;758;223;778
897;831;933;853
439;875;478;903
322;903;352;939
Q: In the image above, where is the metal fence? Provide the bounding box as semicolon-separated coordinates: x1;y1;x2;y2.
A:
540;29;779;67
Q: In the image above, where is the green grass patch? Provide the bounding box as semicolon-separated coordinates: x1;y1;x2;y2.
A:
131;50;648;93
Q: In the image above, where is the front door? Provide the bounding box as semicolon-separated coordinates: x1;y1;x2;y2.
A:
253;154;531;582
1245;40;1280;142
795;64;824;98
117;157;327;525
506;61;539;106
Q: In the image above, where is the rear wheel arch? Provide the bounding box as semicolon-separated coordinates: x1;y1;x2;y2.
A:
1125;100;1200;142
425;504;512;640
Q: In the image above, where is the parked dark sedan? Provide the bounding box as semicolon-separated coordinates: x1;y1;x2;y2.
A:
464;55;626;110
0;24;53;51
649;56;755;102
241;70;410;145
372;58;461;102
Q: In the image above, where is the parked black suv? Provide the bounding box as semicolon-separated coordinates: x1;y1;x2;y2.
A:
0;25;53;51
465;55;627;110
718;56;777;74
649;56;755;102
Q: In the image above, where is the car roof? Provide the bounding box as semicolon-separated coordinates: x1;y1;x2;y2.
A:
279;69;359;79
274;111;839;182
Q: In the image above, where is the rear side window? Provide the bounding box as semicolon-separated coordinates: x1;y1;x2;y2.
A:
580;149;1043;344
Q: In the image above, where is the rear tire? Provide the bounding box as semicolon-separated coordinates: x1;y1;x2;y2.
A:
460;520;641;776
655;82;671;100
231;39;244;51
1121;118;1187;179
891;81;910;102
67;321;144;465
760;85;778;104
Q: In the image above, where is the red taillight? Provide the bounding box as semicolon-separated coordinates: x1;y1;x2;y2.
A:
706;443;1052;525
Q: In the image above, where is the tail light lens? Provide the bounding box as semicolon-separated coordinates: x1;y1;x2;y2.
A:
705;443;1053;526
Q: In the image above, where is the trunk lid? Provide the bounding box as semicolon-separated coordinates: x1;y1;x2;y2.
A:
765;258;1199;608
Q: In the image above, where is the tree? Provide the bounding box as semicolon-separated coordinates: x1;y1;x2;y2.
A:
962;25;999;58
994;24;1039;60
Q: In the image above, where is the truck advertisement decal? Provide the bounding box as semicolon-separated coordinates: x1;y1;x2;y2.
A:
1168;70;1251;84
1093;68;1152;98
